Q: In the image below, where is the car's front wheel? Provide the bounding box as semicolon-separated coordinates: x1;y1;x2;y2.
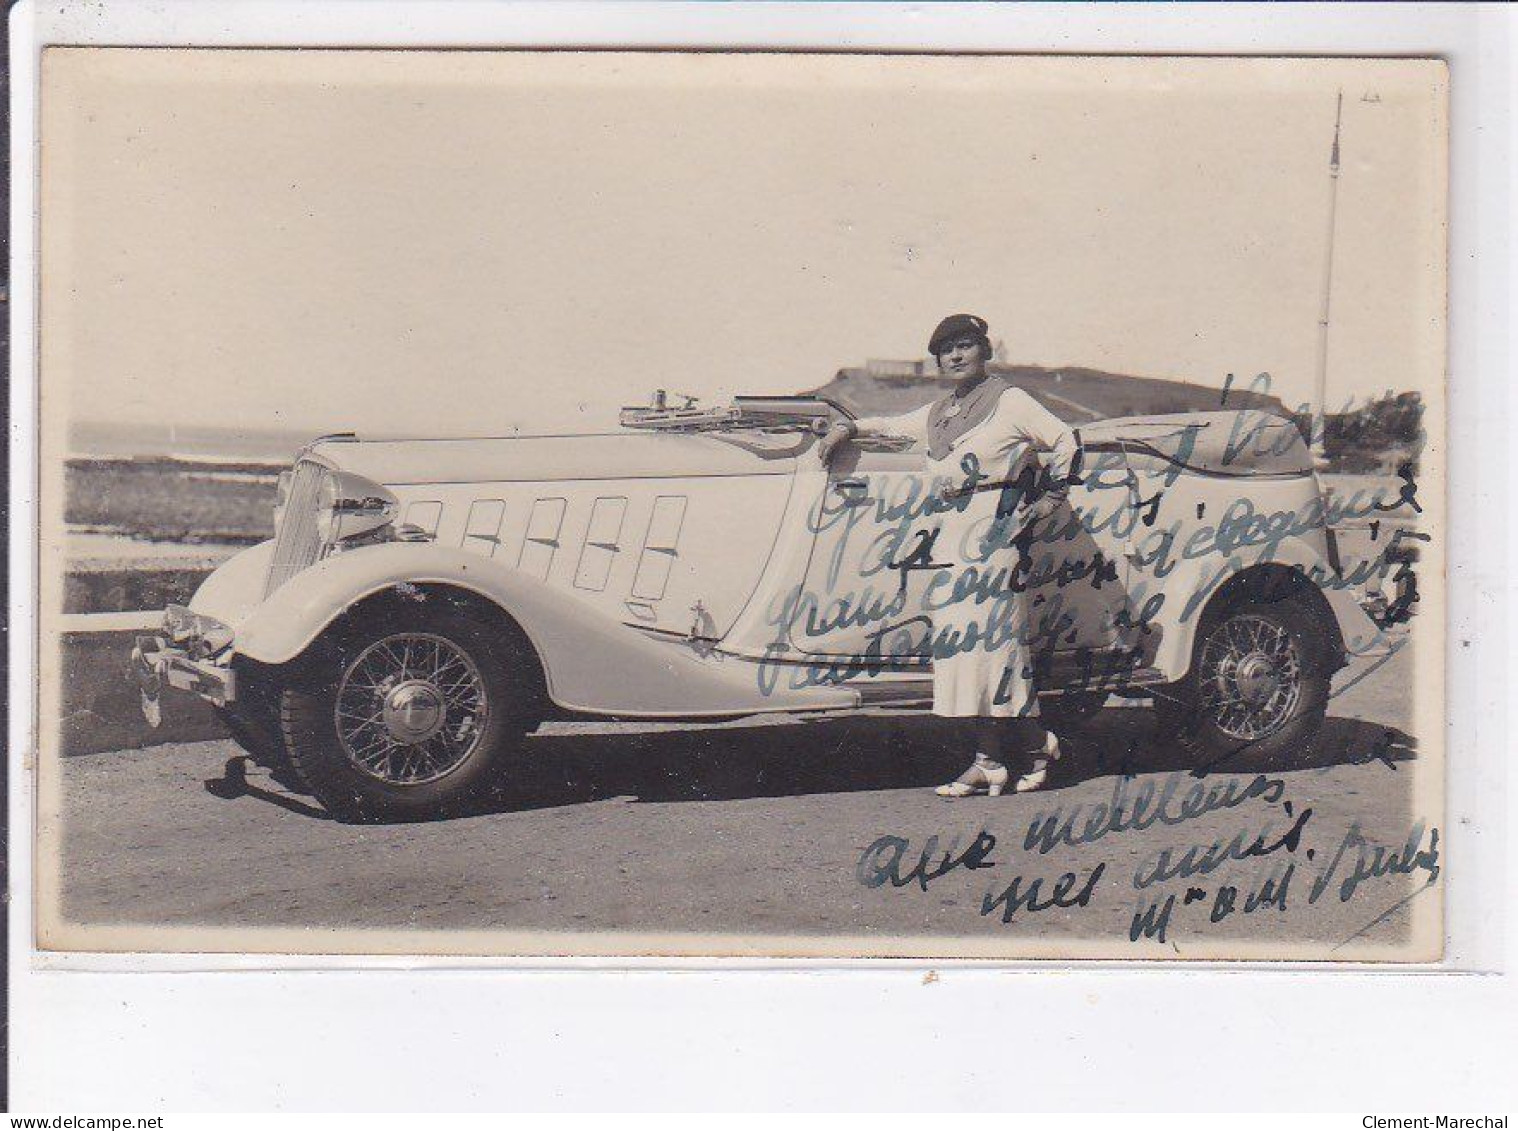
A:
280;606;524;821
1153;595;1333;768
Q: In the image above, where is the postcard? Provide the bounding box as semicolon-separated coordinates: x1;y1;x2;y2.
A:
33;49;1446;959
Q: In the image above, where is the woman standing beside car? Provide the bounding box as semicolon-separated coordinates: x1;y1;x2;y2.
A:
819;314;1080;797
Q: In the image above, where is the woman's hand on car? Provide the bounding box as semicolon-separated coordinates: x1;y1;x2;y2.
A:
1026;491;1068;530
817;420;857;464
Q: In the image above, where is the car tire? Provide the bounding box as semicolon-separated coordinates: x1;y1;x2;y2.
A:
279;605;526;822
214;701;288;767
213;660;304;776
1152;595;1332;770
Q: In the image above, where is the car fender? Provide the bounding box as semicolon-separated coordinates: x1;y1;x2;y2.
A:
189;540;275;628
225;542;857;717
1143;532;1392;680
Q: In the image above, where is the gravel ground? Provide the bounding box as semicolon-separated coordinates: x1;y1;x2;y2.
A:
46;632;1439;960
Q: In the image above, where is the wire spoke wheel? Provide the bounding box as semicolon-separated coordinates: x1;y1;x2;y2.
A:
1196;613;1304;741
334;632;490;786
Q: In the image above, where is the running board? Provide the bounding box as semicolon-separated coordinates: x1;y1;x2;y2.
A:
854;681;933;707
846;665;1170;708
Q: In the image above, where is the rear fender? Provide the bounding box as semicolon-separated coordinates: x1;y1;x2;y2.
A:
1144;533;1392;681
226;542;855;717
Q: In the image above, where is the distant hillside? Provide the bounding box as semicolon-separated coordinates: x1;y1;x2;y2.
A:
1321;390;1424;474
806;364;1288;425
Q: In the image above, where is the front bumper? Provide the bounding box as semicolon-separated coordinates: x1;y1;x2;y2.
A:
129;632;237;727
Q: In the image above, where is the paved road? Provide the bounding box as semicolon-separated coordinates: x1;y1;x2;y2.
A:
51;634;1439;959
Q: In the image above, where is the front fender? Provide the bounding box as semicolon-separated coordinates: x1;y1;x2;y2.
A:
1145;533;1392;680
228;542;856;717
189;540;274;628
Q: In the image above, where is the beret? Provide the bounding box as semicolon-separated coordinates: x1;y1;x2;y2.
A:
928;313;991;356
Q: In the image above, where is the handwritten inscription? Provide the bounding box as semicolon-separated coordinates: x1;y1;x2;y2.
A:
852;770;1440;949
856;831;998;892
753;373;1419;699
834;373;1434;949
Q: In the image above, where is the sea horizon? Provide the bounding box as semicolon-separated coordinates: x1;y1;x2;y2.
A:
68;419;325;464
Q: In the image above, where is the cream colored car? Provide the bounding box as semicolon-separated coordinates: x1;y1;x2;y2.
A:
133;394;1392;820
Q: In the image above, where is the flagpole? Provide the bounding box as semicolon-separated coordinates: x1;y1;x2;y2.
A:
1312;90;1344;466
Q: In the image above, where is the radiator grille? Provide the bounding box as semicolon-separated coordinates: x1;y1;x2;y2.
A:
265;459;330;596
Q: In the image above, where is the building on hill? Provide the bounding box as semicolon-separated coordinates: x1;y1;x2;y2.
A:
863;359;928;380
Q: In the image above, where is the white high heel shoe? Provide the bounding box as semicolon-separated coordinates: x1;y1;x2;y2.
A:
1015;731;1062;794
935;757;1009;799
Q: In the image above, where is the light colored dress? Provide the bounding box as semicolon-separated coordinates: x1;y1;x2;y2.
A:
856;378;1079;718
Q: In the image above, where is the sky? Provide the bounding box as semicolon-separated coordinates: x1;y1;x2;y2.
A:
42;50;1446;437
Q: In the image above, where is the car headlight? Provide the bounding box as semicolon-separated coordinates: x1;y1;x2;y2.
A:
315;470;400;549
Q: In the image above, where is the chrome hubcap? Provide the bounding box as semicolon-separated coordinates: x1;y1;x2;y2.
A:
1233;654;1280;705
334;633;488;785
381;680;446;744
1198;614;1303;741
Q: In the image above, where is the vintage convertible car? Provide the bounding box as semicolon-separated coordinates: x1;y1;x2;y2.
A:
132;393;1393;820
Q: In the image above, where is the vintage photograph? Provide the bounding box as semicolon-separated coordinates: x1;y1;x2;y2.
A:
34;49;1446;959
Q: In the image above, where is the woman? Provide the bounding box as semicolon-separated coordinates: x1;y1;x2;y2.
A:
819;313;1080;797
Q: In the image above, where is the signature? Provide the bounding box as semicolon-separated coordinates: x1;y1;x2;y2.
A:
855;829;1108;925
852;771;1440;949
1021;771;1286;855
751;388;1419;697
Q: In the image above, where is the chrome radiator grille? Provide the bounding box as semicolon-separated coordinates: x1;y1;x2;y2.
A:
265;459;330;596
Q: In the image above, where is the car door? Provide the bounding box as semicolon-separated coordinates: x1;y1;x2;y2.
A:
783;440;935;663
789;435;1135;665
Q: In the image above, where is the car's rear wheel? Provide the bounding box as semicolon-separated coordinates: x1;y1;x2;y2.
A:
280;605;525;821
1153;595;1332;768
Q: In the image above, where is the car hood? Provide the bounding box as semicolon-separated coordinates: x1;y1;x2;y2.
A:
303;430;805;485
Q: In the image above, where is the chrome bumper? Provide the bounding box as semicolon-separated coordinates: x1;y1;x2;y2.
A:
129;634;237;726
